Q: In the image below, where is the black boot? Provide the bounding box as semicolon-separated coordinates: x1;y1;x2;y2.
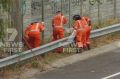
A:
87;44;91;50
83;46;87;51
79;47;83;53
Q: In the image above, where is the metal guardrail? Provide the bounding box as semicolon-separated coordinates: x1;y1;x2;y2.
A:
0;24;120;68
90;23;120;38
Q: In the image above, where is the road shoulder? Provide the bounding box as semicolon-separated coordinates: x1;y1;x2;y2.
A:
11;41;120;79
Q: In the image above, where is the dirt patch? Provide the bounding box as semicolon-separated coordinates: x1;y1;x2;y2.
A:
91;32;120;48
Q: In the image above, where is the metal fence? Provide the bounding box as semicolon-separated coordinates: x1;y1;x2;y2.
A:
23;0;120;39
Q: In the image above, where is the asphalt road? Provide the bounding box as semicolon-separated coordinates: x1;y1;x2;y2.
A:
34;48;120;79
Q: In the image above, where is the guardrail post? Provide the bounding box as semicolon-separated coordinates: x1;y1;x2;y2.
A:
61;0;63;12
80;0;83;15
114;0;117;19
98;1;101;27
69;0;71;28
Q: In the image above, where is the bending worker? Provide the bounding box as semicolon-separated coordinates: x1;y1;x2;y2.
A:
72;15;86;53
24;21;45;49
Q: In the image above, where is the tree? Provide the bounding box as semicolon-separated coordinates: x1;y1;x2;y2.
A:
0;0;11;41
0;0;23;41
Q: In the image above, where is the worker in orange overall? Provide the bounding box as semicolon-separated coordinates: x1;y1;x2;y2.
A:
24;22;45;49
72;15;86;53
81;16;91;50
52;11;67;53
52;11;67;41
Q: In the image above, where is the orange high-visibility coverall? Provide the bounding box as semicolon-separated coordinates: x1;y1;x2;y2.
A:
81;17;91;47
73;20;86;48
25;22;45;48
52;14;67;53
52;14;67;41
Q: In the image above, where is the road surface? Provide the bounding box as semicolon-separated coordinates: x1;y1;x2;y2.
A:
34;48;120;79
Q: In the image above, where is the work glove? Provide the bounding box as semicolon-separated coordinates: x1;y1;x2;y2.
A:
41;22;45;25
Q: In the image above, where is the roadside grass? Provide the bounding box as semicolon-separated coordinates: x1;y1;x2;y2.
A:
93;18;120;29
91;31;120;48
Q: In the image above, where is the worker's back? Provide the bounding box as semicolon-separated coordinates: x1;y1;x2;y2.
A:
53;15;62;26
24;22;45;48
52;14;67;27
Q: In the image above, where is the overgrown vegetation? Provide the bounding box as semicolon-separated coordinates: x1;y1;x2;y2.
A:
0;0;11;11
0;0;11;41
0;19;4;41
93;18;120;29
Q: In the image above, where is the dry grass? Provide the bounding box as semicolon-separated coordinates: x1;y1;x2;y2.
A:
93;18;120;29
91;32;120;48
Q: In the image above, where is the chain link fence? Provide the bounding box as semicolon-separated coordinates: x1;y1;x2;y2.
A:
23;0;120;40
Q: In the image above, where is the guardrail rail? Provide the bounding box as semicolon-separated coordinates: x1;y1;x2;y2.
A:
0;24;120;68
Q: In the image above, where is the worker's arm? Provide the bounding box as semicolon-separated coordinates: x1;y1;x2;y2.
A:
52;17;55;28
72;21;79;30
88;20;91;26
72;22;78;42
87;18;92;29
63;16;68;25
39;22;45;32
24;25;31;39
85;17;92;26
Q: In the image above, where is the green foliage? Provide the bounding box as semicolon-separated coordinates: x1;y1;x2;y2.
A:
0;0;11;40
31;60;39;68
0;0;11;11
0;19;5;41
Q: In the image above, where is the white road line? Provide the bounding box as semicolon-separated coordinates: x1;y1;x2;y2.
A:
102;72;120;79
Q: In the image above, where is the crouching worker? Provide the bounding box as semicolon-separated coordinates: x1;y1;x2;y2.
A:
24;22;45;49
72;15;86;53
